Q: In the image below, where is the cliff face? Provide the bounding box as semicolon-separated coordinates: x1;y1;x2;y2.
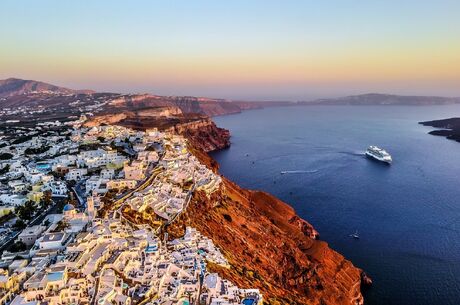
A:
86;107;230;153
85;106;184;128
167;145;365;305
166;118;231;152
106;94;292;117
107;94;242;117
168;178;364;305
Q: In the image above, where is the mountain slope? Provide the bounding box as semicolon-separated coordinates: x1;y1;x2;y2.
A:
0;78;94;97
107;94;242;116
106;94;290;117
0;78;287;116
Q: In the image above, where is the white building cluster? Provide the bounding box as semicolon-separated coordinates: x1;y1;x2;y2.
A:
0;123;261;305
123;130;221;223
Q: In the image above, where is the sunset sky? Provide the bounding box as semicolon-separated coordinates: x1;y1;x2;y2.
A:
1;0;460;100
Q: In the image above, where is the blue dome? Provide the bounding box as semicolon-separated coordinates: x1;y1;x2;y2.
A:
63;203;75;212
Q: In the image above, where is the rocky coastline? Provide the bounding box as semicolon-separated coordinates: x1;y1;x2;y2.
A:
419;117;460;142
176;129;368;305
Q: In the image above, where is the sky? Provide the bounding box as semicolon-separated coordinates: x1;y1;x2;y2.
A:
1;0;460;100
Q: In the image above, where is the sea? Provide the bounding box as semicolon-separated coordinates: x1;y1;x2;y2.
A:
210;105;460;305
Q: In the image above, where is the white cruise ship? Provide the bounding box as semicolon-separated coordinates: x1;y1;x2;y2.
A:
365;146;392;164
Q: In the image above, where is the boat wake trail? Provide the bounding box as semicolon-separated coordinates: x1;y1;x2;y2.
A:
338;151;366;157
280;170;318;175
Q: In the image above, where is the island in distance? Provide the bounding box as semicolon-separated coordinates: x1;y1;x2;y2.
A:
419;118;460;142
301;93;460;106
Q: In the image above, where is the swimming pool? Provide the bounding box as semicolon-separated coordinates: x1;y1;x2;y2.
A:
242;298;255;305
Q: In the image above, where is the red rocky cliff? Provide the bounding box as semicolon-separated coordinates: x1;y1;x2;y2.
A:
168;148;365;305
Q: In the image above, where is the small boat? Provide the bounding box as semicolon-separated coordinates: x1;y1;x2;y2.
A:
350;231;360;239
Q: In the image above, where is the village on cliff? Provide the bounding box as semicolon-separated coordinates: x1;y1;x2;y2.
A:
0;108;262;305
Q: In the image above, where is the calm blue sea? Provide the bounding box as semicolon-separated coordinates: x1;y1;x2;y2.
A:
210;105;460;305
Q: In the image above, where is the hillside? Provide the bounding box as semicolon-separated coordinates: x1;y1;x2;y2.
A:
85;105;231;152
106;94;290;117
0;78;290;116
107;94;242;116
0;78;94;98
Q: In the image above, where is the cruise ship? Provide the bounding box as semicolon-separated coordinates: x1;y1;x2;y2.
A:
365;146;392;164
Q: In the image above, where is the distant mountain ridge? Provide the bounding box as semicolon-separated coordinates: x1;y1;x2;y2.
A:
0;77;94;98
2;78;460;114
304;93;460;105
0;78;289;116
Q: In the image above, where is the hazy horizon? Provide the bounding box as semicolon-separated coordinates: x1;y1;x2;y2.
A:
1;0;460;100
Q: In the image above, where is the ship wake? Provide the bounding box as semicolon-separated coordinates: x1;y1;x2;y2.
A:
280;170;318;175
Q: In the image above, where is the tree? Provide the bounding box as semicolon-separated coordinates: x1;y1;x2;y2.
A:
24;146;50;155
43;219;51;227
0;164;10;175
13;219;26;230
9;241;27;252
51;171;65;179
54;220;70;232
40;190;53;209
0;153;13;160
15;201;36;221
